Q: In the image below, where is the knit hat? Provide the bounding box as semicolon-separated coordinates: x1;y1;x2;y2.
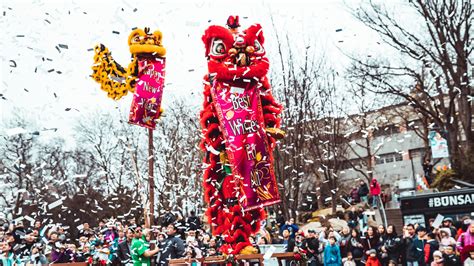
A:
368;249;376;255
433;250;443;258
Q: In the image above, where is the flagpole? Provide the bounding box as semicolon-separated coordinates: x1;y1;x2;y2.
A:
148;128;155;228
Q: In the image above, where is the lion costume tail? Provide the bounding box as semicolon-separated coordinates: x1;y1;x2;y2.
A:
91;44;138;100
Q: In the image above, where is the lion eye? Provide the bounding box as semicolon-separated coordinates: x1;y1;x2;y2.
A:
211;39;226;56
254;40;264;54
133;36;141;43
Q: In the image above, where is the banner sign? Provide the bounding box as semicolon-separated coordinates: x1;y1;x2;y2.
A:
428;130;449;158
401;189;474;213
211;81;280;210
128;58;166;129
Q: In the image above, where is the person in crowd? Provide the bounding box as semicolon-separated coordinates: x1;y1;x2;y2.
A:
280;218;299;239
304;229;320;266
78;222;94;239
343;251;356;266
294;231;306;252
463;250;474;265
365;249;382;266
441;218;457;239
358;181;369;204
422;159;433;185
161;209;176;227
350;186;360;204
377;225;386;240
369;179;381;209
442;245;461;266
130;226;160;266
115;227;134;264
158;223;185;266
340;226;351;258
431;250;444;266
324;235;342;266
29;242;48;265
424;232;439;265
347;207;359;229
348;229;365;266
403;224;425;266
380;224;402;266
282;229;295;252
186;211;201;231
456;220;474;262
438;228;456;251
361;226;380;263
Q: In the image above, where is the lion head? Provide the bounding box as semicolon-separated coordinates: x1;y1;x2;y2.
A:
202;16;269;81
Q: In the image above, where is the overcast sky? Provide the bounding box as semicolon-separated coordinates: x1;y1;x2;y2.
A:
1;0;413;146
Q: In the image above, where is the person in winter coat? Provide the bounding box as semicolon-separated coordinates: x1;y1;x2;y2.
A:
438;228;456;251
343;252;357;266
365;249;381;266
340;227;352;258
358;181;369;204
456;221;474;263
348;229;365;266
369;179;381;209
323;236;342;266
403;224;426;266
442;245;461;266
186;211;202;231
380;224;402;265
350;187;360;203
280;218;299;239
463;250;474;266
303;229;320;266
158;224;185;266
431;250;444;266
441;218;457;240
361;226;380;264
424;232;439;265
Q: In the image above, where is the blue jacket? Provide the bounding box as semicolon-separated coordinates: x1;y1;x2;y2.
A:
280;223;299;238
323;244;342;266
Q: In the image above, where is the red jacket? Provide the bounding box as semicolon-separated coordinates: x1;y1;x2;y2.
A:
365;256;382;266
370;179;381;196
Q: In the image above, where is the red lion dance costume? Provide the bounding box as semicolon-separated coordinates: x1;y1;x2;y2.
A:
200;16;284;255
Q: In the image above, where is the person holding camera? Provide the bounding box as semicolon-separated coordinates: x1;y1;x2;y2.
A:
130;226;160;266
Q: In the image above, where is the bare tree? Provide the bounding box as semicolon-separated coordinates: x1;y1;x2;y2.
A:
306;71;352;214
152;98;203;220
350;0;473;178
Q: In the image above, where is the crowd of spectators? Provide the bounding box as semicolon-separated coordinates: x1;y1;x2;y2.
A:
1;182;474;266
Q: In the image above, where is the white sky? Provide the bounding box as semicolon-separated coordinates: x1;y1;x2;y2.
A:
1;0;413;146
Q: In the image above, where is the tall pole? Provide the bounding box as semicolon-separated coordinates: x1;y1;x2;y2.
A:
148;128;155;228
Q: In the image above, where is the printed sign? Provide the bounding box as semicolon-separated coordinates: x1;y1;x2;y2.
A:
429;130;449;158
211;81;280;210
129;58;166;129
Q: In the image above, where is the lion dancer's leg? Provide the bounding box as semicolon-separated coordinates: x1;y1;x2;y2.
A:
200;78;266;255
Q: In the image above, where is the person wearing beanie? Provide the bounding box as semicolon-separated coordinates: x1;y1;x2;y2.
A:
365;249;381;266
431;250;444;266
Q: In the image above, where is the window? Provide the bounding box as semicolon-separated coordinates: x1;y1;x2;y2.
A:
409;148;426;159
375;152;404;165
395;153;403;161
373;124;400;138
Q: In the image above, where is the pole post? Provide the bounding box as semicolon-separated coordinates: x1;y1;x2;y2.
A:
148;128;155;228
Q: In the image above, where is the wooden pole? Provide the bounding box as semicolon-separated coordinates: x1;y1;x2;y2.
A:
148;128;155;228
